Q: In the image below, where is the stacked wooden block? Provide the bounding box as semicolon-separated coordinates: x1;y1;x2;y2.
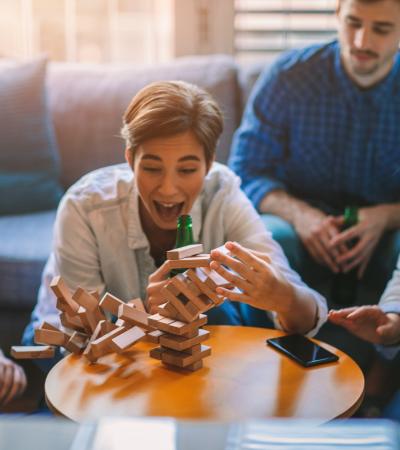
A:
11;277;158;363
149;244;231;371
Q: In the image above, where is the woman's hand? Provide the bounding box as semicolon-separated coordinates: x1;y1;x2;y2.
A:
329;306;400;345
0;352;27;407
209;241;295;314
145;261;172;314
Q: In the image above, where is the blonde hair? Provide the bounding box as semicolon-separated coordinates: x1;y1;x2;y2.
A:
121;81;223;165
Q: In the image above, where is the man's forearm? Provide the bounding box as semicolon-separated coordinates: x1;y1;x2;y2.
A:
259;189;312;225
380;203;400;230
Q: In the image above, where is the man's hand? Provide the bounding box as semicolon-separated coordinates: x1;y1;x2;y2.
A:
293;206;344;273
329;306;400;345
145;261;172;314
329;205;390;278
0;352;27;407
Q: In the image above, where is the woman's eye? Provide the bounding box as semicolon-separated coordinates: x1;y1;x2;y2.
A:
179;168;197;174
142;166;161;172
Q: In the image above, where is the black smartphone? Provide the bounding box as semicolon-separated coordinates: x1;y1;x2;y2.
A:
266;334;339;367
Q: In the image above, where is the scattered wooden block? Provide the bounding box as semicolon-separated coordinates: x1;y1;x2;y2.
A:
109;326;146;353
50;276;80;313
64;332;88;354
34;328;67;346
128;297;146;312
159;328;210;351
11;346;55;359
90;327;127;359
99;293;124;316
160;345;211;368
167;255;210;269
59;311;87;333
166;244;204;260
118;304;152;330
73;288;105;324
41;321;62;332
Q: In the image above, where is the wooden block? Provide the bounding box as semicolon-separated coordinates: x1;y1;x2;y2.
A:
11;346;55;359
143;329;164;343
128;297;146;312
200;267;233;290
115;318;127;327
50;276;80;313
185;360;203;371
118;304;152;330
161;286;199;322
83;322;105;362
169;274;208;310
89;290;100;301
166;244;204;260
149;346;163;360
34;328;67;346
156;302;187;322
109;326;145;353
78;307;100;333
41;321;62;332
186;269;224;306
148;313;207;336
99;293;124;316
183;344;202;355
167;255;210;269
90;327;127;359
64;332;88;354
73;288;105;324
159;328;210;351
160;345;211;368
59;311;87;333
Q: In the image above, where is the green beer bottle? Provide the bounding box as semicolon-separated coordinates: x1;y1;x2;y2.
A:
331;205;359;306
170;214;195;277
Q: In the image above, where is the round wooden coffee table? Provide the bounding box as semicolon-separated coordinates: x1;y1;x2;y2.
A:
45;326;364;422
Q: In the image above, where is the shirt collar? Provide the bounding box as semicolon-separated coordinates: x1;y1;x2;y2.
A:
333;41;400;108
127;177;203;250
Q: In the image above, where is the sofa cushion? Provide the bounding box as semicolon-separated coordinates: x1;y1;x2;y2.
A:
48;55;240;188
0;210;56;309
0;59;63;215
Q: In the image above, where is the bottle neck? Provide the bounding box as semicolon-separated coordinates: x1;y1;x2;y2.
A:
175;215;194;248
343;206;358;229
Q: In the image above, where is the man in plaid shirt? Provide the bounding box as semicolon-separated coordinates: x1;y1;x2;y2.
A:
230;0;400;370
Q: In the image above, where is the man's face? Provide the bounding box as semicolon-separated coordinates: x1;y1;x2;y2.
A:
337;0;400;86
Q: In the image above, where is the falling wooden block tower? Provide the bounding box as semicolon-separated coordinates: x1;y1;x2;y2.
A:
149;243;229;371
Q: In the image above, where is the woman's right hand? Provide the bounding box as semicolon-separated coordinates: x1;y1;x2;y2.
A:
145;261;172;314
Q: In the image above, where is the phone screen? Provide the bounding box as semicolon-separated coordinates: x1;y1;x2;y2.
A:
266;334;339;367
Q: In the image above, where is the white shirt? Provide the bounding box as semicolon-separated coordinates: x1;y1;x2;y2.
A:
29;162;327;336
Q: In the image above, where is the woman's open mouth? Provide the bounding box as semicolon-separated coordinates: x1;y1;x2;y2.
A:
154;200;184;222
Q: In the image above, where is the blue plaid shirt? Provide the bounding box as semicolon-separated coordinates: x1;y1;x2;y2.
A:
229;41;400;214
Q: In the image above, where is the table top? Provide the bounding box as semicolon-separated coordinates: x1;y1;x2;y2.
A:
45;326;364;422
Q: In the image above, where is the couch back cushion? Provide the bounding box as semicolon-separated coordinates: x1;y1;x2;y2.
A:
48;55;239;188
0;58;63;214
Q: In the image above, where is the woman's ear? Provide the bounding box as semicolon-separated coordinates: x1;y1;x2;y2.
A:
125;148;134;170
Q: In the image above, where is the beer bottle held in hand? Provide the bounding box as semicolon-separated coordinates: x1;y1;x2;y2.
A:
331;206;359;306
170;214;195;277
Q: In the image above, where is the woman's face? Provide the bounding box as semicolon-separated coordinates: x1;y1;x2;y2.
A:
126;130;210;230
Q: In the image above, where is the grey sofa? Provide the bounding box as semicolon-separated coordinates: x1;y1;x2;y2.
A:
0;54;264;352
